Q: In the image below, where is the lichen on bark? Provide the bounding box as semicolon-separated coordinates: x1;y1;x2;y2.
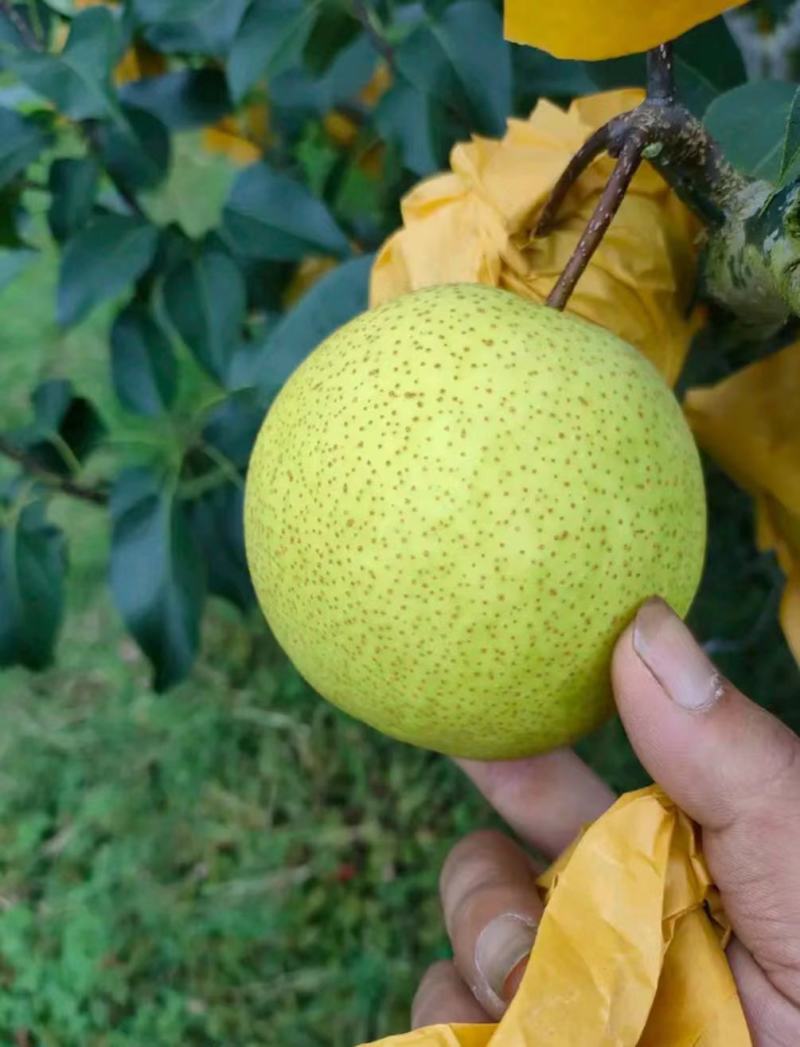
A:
702;180;800;337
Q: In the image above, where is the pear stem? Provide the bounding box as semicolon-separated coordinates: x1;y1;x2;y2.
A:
546;132;646;310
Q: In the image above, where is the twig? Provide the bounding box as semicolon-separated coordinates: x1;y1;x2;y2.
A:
353;0;475;137
0;0;41;51
352;0;393;65
546;132;646;310
0;436;109;506
21;177;49;193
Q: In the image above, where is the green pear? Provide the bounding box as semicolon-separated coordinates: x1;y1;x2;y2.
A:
244;284;706;759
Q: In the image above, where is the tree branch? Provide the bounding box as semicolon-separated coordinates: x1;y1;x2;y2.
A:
0;0;42;51
631;105;741;225
0;436;109;506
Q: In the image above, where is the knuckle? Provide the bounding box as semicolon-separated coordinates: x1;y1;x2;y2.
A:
440;829;512;891
448;828;510;861
748;723;800;808
417;959;455;989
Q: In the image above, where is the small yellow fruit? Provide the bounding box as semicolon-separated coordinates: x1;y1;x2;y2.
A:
244;285;706;759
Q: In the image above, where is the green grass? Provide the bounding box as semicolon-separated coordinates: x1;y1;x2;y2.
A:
1;140;799;1046
0;496;496;1044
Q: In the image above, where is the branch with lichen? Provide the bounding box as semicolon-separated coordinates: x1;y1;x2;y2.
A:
541;43;800;339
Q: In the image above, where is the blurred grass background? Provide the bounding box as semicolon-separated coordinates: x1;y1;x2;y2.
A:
1;137;799;1046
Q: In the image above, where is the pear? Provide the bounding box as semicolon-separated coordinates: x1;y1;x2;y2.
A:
244;284;706;759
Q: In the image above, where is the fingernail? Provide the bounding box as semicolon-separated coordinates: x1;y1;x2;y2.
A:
633;597;725;712
474;913;537;1008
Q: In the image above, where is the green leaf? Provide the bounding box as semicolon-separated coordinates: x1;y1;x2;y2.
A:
674;16;747;98
9;7;120;120
0;185;26;248
0;247;35;292
313;31;375;102
375;80;445;176
0;497;66;671
162;246;245;381
96;106;171;192
187;482;253;612
10;379;107;476
394;0;511;137
222;163;350;261
302;0;358;77
202;388;264;469
58;214;159;327
151;221;195;275
110;302;177;416
374;0;511;173
33;380;106;463
255;254;371;401
132;0;249;56
39;0;73;14
0;2;52;59
704;81;798;182
0;108;52;190
120;69;232;130
763;0;796;15
268;33;375;138
131;0;199;13
110;466;205;691
778;86;800;188
0;5;28;52
47;157;100;243
227;0;318;102
512;46;595;111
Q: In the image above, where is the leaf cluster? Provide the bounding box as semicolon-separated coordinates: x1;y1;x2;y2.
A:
0;0;795;690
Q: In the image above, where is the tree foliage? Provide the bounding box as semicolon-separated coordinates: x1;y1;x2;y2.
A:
0;0;796;688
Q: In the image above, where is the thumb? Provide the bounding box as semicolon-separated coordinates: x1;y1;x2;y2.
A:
612;597;800;1008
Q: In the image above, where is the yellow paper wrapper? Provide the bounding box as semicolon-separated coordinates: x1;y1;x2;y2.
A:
360;786;751;1047
202;101;273;166
503;0;748;61
370;91;702;387
685;342;800;663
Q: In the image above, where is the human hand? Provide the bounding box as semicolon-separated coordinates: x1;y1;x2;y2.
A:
412;598;800;1044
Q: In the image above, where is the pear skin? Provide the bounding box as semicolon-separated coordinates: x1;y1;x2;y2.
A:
245;284;706;759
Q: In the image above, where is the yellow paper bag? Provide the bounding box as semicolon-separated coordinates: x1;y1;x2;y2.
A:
684;342;800;664
503;1;748;61
360;786;751;1047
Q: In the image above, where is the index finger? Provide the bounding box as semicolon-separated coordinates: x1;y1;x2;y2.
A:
456;748;616;859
